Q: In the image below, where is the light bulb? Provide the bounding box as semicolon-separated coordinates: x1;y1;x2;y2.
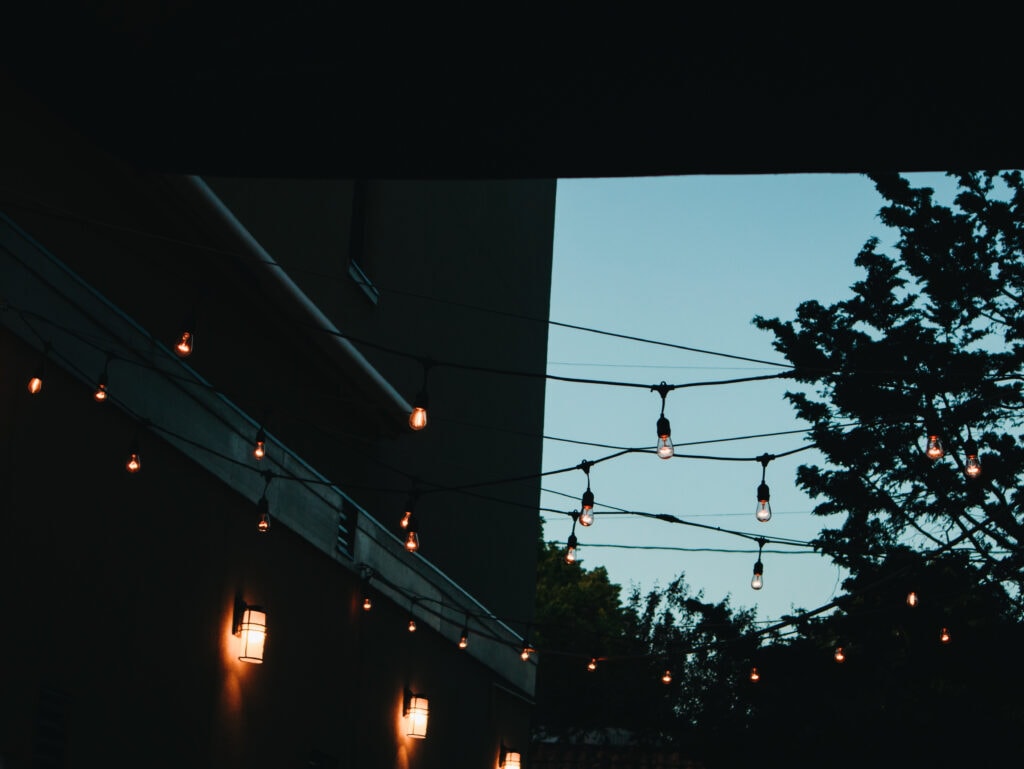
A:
834;646;845;663
661;669;672;684
254;428;267;461
963;437;982;478
751;559;764;590
409;389;428;431
405;530;420;552
749;667;760;682
755;481;772;523
925;434;944;460
400;510;412;529
906;591;918;608
174;330;194;358
126;450;141;474
566;533;578;564
656;415;674;459
521;641;535;661
580;489;595;526
94;373;108;402
459;629;469;649
940;627;951;644
28;376;42;395
257;510;271;533
362;596;372;611
587;658;597;671
408;619;417;632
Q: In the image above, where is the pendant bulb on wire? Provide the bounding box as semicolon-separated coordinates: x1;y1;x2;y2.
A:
925;432;944;461
174;310;195;358
409;360;432;431
653;382;675;459
579;462;595;526
565;532;578;564
751;538;766;590
254;426;267;461
755;454;774;523
401;492;418;530
27;347;48;395
125;438;142;474
257;496;272;533
405;514;420;552
963;435;982;478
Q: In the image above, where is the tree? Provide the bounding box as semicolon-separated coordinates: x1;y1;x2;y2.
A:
754;171;1024;604
531;531;758;754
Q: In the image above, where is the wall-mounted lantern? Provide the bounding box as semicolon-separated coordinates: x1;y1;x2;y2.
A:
403;689;429;739
499;744;522;768
234;599;267;664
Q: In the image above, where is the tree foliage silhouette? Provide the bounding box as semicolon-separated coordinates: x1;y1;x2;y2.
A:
755;171;1024;603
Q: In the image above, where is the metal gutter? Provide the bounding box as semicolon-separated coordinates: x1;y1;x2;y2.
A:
175;174;411;424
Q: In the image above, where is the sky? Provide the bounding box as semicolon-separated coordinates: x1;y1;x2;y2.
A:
541;172;953;624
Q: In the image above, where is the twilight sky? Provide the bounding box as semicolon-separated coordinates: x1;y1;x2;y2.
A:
541;172;953;624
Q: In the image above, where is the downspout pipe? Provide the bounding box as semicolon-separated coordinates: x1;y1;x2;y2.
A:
178;174;411;426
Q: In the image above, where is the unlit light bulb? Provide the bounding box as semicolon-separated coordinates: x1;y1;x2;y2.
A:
126;449;141;474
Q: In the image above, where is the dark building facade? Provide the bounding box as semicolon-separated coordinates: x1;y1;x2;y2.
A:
0;74;554;767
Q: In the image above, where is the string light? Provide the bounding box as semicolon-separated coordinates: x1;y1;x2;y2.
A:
653;381;675;459
254;426;267;461
963;434;982;478
405;513;421;552
906;590;918;608
459;626;469;649
400;492;418;530
27;348;47;394
520;639;535;661
408;618;417;633
834;646;845;663
940;627;951;644
256;473;272;533
751;538;766;590
749;667;760;682
174;311;195;358
566;532;578;564
363;596;373;611
925;431;944;461
125;433;142;474
409;360;431;431
661;669;672;684
755;453;774;523
579;461;595;527
587;657;597;671
93;358;110;402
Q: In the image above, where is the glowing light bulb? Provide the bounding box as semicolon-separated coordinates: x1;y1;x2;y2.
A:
940;627;951;644
749;667;760;682
28;376;42;395
126;450;141;474
834;646;845;663
254;428;267;461
409;389;428;431
656;415;674;459
580;489;595;526
751;559;764;590
521;641;535;661
362;596;372;611
587;657;597;672
963;437;982;478
257;510;271;533
405;530;420;552
400;510;412;529
566;533;578;564
94;382;108;402
755;481;772;523
661;669;672;684
906;591;918;608
459;629;469;649
175;330;193;357
925;434;944;460
408;619;417;632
